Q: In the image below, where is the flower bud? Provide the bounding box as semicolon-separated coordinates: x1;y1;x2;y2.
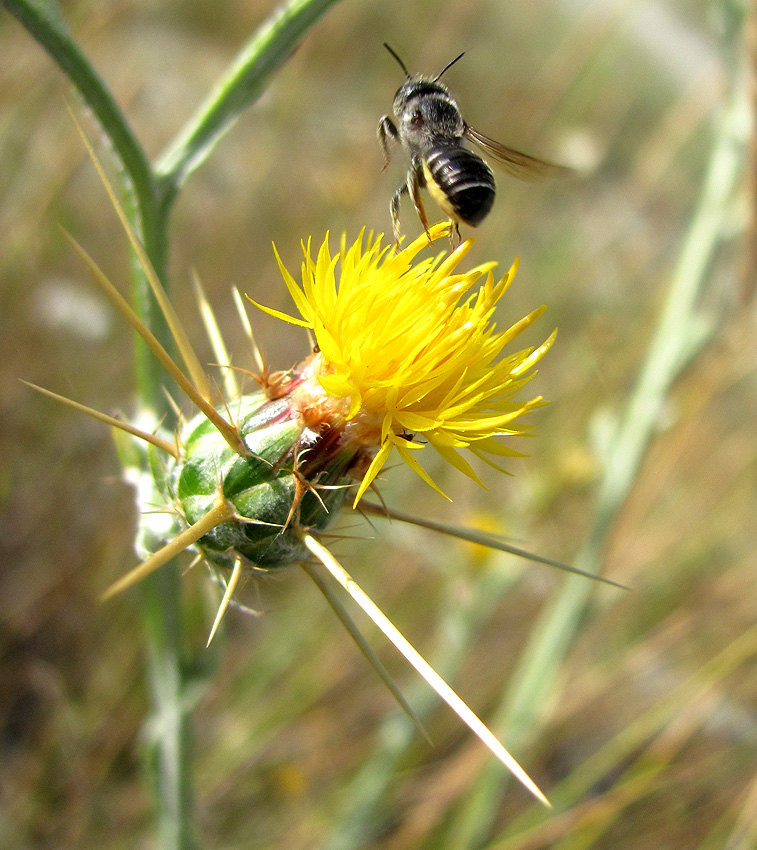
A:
168;388;356;571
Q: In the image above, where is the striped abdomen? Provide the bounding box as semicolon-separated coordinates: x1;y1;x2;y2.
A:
422;146;495;226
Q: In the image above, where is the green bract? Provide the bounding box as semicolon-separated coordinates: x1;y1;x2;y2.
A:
162;391;353;571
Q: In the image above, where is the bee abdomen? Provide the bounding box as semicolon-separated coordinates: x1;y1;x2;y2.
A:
424;147;495;226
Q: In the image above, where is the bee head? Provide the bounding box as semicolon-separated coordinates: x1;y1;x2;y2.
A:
384;44;466;143
392;78;464;145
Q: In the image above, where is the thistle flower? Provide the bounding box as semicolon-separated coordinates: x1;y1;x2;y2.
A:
90;223;554;602
255;223;555;505
32;133;562;803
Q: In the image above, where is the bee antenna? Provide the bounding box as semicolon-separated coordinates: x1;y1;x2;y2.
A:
384;43;410;78
435;52;465;81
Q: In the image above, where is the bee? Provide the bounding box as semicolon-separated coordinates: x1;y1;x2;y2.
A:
378;43;567;246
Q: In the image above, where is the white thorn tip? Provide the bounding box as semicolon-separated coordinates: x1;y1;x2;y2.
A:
299;532;550;807
207;558;244;646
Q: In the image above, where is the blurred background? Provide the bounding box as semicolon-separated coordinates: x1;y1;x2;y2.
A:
1;0;756;847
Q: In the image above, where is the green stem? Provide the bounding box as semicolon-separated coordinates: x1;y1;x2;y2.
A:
2;0;158;229
155;0;342;196
140;566;198;850
8;1;344;846
443;54;749;850
118;171;173;413
2;0;171;406
5;4;192;846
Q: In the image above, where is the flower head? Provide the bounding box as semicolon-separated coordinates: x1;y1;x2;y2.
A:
255;223;555;504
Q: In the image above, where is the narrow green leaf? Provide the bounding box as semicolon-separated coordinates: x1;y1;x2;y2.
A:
358;502;629;589
4;0;155;214
155;0;343;191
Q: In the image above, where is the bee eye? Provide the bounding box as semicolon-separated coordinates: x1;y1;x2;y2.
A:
410;110;423;125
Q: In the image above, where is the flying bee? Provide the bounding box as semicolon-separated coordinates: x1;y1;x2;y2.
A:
378;43;568;246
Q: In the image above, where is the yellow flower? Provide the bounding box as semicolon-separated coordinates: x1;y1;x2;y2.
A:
253;223;555;505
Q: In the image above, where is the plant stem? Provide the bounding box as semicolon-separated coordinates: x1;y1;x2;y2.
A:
7;1;345;845
2;0;157;226
155;0;343;196
140;566;198;850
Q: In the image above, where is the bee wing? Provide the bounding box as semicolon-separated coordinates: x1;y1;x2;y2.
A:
464;124;570;182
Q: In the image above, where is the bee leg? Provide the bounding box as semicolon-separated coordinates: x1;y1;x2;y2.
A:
390;183;408;247
408;173;432;245
449;220;461;248
378;116;399;172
